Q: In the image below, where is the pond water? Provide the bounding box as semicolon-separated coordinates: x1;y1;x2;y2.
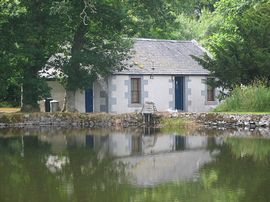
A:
0;128;270;202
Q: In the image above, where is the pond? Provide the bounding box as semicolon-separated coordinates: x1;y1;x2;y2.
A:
0;127;270;202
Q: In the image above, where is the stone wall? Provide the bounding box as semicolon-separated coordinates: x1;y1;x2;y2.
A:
1;112;270;130
0;113;144;128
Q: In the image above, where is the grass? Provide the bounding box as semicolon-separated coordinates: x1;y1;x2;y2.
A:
214;82;270;112
0;108;21;113
159;117;198;134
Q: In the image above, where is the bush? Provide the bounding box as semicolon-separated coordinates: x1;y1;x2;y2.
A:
214;81;270;112
0;102;15;108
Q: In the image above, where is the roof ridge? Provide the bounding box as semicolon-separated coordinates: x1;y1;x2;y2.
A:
135;38;192;43
191;39;212;57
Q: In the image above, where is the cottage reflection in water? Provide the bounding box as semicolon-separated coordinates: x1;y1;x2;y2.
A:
38;130;221;187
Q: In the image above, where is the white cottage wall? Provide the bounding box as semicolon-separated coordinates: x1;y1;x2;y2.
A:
93;81;101;112
44;81;66;112
144;76;173;112
93;79;108;112
186;76;218;112
45;75;218;113
108;75;130;113
108;75;173;113
44;81;87;113
75;90;85;112
107;75;219;113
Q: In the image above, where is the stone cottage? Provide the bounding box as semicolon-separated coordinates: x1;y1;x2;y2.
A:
42;38;219;113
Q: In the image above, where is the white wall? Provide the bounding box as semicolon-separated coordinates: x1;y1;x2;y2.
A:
44;81;86;112
109;75;219;113
45;75;219;113
109;75;173;113
144;76;173;112
109;75;131;113
93;80;102;112
93;79;108;112
75;89;85;112
187;76;218;112
42;81;66;112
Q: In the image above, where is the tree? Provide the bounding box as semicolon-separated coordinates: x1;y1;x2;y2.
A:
0;0;64;111
194;0;270;91
0;0;133;112
124;0;220;40
46;0;133;111
0;1;25;107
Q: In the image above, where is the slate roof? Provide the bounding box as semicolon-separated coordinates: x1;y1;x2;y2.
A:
117;38;210;75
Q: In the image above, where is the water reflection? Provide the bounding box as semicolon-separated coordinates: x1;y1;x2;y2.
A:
0;128;270;202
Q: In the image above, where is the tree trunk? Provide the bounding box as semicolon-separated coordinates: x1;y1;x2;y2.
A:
62;90;77;112
21;68;40;112
62;21;87;112
67;21;87;89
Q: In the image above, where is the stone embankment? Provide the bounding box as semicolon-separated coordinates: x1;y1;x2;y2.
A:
0;112;270;130
175;112;270;129
0;113;143;128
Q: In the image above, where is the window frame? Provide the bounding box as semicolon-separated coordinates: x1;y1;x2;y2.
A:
206;78;217;104
131;77;141;104
207;84;215;102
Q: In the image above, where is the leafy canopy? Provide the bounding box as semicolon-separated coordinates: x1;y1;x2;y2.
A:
195;0;270;91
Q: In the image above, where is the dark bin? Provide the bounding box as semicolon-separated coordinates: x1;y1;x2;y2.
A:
45;98;53;112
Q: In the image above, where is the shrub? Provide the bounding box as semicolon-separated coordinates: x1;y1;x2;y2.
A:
0;102;14;108
214;81;270;112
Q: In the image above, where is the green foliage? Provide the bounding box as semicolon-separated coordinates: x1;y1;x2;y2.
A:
0;102;14;108
0;60;21;107
0;0;65;111
195;0;270;90
169;9;218;41
124;0;219;40
124;0;175;38
54;0;133;91
41;1;136;111
0;0;26;24
0;0;133;110
214;81;270;112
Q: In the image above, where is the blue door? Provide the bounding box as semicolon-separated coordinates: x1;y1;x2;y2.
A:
175;77;184;110
85;89;93;112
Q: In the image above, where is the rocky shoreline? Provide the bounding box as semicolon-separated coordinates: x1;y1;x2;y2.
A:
175;113;270;129
0;112;270;130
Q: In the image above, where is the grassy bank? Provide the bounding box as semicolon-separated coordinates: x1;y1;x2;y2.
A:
159;117;198;133
214;82;270;112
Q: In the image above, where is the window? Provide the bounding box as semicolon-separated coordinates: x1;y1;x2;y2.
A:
207;78;215;101
131;78;141;104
